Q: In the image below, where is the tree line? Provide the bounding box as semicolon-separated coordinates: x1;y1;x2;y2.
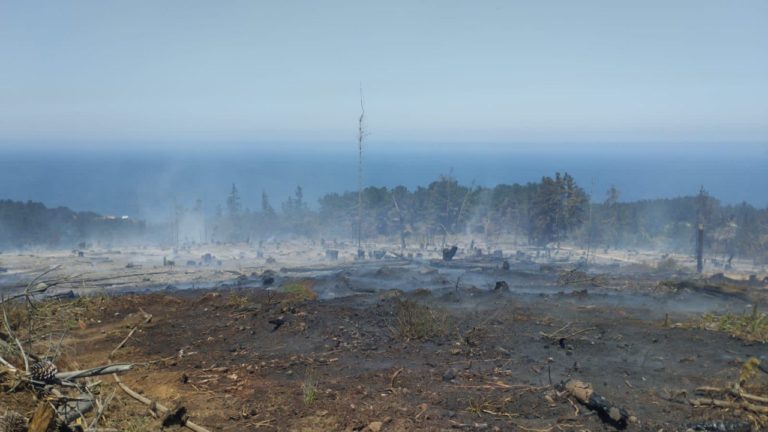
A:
0;199;145;248
205;174;767;264
3;174;767;265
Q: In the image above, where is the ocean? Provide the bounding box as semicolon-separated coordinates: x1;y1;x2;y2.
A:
1;144;766;221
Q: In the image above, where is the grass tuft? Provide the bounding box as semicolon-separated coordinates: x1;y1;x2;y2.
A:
392;299;451;341
282;280;318;302
302;368;318;405
700;305;768;342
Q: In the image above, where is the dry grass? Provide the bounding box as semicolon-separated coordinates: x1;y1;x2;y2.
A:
227;293;250;308
392;299;451;341
302;367;318;405
282;280;318;302
466;395;519;420
1;295;103;366
700;305;768;342
117;415;155;432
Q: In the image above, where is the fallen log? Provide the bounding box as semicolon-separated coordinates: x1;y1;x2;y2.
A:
659;279;748;300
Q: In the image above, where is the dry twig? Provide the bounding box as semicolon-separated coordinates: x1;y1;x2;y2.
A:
109;309;153;359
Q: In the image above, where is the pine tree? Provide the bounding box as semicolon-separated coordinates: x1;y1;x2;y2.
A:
261;191;275;216
226;184;242;217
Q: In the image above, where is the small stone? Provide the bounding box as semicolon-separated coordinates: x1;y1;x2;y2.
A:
442;368;457;382
609;407;621;421
368;421;383;432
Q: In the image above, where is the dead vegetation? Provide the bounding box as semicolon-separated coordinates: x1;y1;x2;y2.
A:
391;299;451;341
0;267;211;432
699;305;768;342
281;280;318;302
689;357;768;429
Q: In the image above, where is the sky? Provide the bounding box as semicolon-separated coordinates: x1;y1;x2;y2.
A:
0;0;767;150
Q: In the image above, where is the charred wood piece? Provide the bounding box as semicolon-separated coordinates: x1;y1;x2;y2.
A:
685;419;752;432
559;379;631;430
442;246;458;261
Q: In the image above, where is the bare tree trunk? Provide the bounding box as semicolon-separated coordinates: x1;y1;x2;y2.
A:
696;224;705;273
357;84;366;258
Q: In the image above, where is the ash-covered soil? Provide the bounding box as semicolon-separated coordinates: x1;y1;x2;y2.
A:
47;264;768;431
2;243;767;430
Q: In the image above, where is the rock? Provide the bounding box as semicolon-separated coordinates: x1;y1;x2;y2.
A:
442;368;457;382
269;317;286;332
367;421;383;432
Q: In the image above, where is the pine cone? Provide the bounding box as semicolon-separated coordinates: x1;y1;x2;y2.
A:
0;410;27;432
29;360;58;383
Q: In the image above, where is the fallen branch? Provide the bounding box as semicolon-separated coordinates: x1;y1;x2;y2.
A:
390;367;403;389
562;327;597;340
696;384;768;406
106;307;213;431
113;373;211;432
56;363;133;381
110;309;153;359
1;265;64;304
685;419;753;432
58;392;95;425
690;396;768;414
26;265;62;295
540;323;571;339
3;270;171;293
1;301;29;373
88;388;117;431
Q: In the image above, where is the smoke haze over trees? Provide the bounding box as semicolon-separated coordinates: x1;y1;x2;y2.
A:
0;199;145;248
3;173;766;265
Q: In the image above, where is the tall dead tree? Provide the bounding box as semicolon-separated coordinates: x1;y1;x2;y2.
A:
356;85;366;258
696;223;704;273
695;186;710;274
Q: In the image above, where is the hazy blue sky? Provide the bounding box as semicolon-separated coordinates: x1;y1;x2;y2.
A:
1;1;767;149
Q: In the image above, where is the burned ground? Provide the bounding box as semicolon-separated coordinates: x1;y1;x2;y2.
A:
1;246;767;431
34;274;768;430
